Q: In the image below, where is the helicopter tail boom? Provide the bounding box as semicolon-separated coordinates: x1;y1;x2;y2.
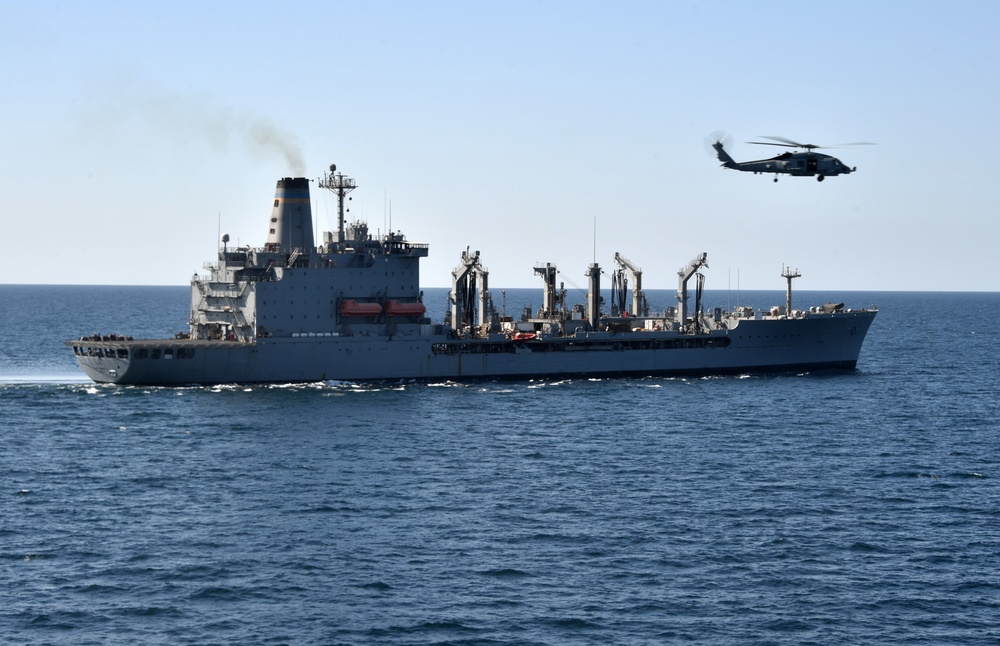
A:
712;141;739;169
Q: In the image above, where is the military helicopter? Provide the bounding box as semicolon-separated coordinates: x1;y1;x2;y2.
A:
709;133;873;182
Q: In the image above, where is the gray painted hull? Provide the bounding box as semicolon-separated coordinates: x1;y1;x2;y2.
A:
69;310;876;386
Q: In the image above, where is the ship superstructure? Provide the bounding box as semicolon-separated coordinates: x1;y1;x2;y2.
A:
68;165;877;385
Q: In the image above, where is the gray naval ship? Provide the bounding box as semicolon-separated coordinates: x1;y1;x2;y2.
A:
68;165;877;385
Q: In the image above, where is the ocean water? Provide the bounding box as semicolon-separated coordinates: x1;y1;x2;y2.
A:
2;285;999;645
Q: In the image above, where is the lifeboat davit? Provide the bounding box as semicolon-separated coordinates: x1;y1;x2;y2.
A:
339;300;383;316
384;300;427;317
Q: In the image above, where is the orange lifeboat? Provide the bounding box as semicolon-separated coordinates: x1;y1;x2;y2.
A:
384;300;427;317
339;300;383;316
511;332;537;341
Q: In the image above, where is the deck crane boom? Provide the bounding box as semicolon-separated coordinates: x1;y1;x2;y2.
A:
677;252;708;329
613;252;647;317
450;248;491;333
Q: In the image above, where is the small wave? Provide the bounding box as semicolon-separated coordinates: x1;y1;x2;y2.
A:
0;374;91;384
479;567;531;579
305;504;362;513
527;379;572;389
413;620;478;633
116;605;184;618
849;541;889;553
368;619;479;637
29;610;91;627
189;586;241;601
208;383;244;392
428;380;467;388
875;470;942;480
541;616;603;630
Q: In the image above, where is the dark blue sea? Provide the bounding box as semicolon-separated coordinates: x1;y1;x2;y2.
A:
3;285;999;645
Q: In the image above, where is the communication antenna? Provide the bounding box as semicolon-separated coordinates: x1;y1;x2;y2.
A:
318;164;357;244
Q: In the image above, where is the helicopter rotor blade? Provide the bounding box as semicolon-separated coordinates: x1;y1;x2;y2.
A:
747;141;801;148
759;135;810;148
749;138;819;150
751;136;876;150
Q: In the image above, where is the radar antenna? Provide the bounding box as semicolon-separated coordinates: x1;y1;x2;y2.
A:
318;164;357;244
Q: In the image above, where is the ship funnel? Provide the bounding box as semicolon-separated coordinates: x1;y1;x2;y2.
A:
265;177;314;254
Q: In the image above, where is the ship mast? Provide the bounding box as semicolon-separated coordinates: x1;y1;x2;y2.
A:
782;265;801;314
318;164;357;244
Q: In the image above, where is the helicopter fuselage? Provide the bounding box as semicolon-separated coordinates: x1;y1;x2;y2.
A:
713;141;856;182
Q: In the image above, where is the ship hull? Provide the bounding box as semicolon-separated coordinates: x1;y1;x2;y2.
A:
68;310;876;386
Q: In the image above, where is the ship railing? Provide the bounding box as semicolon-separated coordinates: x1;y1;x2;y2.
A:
205;288;246;299
386;241;430;254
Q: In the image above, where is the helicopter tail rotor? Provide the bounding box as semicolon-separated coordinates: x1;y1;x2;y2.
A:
704;130;734;155
704;131;738;168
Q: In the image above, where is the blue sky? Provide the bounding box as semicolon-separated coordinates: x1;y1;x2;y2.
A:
3;0;998;290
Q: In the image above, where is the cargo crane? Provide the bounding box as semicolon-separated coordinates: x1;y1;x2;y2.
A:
677;253;708;331
450;248;491;334
533;263;565;319
612;252;648;317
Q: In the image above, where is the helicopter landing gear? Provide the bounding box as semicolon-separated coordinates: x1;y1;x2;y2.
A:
817;175;825;182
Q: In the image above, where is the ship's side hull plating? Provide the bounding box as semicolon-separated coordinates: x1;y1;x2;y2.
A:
69;310;876;385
